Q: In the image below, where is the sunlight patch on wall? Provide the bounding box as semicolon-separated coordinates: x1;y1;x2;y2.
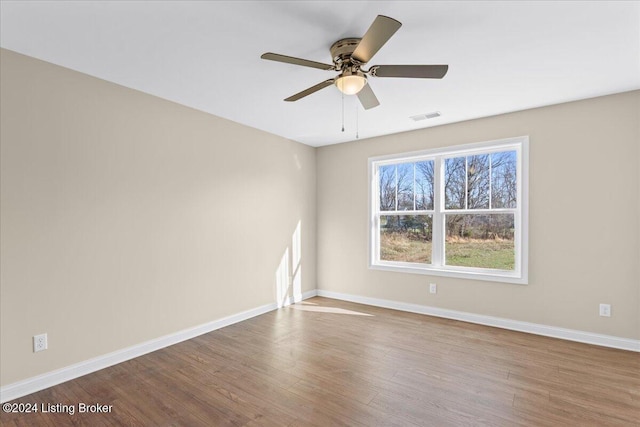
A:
292;220;302;303
275;220;303;307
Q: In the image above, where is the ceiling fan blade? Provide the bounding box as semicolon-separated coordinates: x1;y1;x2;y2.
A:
285;79;335;102
261;53;334;71
372;65;449;79
357;83;380;110
352;15;402;64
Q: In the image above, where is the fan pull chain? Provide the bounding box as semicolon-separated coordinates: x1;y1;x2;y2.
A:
341;91;345;132
355;101;359;139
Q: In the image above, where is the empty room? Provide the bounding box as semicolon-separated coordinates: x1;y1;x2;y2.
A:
1;1;639;426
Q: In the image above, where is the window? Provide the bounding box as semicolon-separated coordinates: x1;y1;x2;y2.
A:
369;136;528;284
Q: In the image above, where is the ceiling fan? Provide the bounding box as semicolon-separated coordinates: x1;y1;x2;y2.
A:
261;15;448;110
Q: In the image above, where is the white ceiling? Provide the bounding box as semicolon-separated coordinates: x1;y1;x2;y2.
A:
1;1;639;147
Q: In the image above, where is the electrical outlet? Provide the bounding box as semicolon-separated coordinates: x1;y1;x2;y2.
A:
429;283;437;294
33;333;47;352
599;304;611;317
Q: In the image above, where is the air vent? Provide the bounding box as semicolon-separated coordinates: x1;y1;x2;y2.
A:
410;111;441;121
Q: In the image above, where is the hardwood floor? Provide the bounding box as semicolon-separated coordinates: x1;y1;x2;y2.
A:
2;297;639;426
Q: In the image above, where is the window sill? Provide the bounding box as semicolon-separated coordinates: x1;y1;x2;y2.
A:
369;262;528;285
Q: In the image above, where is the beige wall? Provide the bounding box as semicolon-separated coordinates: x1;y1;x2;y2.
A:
317;90;640;340
0;49;316;386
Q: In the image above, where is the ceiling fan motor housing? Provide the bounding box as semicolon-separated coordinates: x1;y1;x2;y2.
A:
330;38;362;67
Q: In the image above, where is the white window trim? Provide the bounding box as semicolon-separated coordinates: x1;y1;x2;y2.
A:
368;136;529;285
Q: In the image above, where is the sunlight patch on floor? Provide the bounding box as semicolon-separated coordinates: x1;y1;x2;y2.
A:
291;302;373;316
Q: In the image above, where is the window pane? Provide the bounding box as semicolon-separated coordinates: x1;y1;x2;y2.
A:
415;160;434;210
491;151;517;208
397;163;415;210
467;154;490;209
379;165;396;211
380;215;432;264
445;214;514;270
445;157;465;209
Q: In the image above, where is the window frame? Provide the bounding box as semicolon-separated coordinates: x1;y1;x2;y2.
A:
368;136;529;284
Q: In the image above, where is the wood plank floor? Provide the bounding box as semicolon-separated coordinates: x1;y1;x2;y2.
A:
2;297;639;426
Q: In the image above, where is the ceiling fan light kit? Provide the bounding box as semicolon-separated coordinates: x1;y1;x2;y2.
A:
335;70;367;95
261;15;448;110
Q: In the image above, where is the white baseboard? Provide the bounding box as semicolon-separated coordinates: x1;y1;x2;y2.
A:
0;290;318;403
316;290;640;352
